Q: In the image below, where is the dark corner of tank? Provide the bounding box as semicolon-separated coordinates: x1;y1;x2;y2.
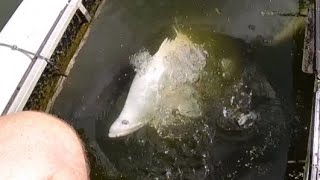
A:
285;2;315;178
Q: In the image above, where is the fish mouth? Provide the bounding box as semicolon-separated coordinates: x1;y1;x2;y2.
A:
108;123;145;138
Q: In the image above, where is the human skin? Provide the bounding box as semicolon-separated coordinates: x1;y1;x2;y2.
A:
0;111;89;180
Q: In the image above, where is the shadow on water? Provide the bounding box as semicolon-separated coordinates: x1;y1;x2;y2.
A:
50;0;312;179
285;19;314;178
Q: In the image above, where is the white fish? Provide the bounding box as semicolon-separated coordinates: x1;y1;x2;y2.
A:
108;31;207;138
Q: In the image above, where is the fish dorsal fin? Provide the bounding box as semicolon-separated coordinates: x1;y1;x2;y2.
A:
155;30;191;59
156;38;173;56
155;26;186;58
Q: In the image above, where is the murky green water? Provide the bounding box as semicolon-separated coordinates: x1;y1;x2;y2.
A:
51;0;313;179
0;0;22;31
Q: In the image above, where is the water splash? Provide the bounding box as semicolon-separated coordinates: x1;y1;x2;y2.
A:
104;27;291;179
129;48;152;73
128;31;208;138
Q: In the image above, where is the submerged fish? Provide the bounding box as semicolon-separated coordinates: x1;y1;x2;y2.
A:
108;31;207;138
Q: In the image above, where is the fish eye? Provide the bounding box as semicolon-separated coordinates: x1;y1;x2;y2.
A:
121;120;129;125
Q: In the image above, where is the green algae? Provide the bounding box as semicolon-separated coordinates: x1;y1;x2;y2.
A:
24;0;102;111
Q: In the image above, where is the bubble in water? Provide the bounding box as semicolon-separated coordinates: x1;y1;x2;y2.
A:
129;49;152;73
159;33;208;87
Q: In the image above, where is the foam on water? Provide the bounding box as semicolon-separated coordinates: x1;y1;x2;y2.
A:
221;77;258;130
129;49;152;73
163;33;208;86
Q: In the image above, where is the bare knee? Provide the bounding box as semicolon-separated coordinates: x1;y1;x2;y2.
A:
0;111;89;180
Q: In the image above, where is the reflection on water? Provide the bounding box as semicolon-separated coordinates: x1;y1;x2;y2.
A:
51;0;310;179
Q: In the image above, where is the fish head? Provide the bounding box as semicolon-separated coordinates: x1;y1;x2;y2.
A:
108;82;155;138
108;115;145;138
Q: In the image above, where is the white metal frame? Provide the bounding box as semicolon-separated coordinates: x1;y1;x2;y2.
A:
0;0;91;115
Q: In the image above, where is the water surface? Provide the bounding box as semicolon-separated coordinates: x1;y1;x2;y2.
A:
0;0;22;31
50;0;312;179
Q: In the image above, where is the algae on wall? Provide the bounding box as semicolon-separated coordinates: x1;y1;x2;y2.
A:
24;0;102;111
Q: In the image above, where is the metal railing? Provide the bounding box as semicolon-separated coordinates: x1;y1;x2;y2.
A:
303;1;320;179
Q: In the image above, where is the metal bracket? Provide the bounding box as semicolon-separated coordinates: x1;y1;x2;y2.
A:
78;3;91;22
